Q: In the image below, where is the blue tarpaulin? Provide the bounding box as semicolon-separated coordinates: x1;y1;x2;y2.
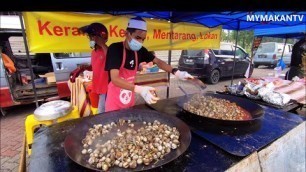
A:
102;11;306;30
254;25;306;38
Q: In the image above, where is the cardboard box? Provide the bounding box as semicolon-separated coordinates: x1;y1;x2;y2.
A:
39;72;56;84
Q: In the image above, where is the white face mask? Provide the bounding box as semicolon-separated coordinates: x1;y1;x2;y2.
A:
89;40;96;49
128;38;142;51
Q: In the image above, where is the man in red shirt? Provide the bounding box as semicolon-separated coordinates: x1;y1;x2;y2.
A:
79;23;109;113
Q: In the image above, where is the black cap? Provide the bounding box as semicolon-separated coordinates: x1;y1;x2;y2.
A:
79;23;108;39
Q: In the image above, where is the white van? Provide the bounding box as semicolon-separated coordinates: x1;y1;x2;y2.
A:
253;42;293;68
0;16;90;113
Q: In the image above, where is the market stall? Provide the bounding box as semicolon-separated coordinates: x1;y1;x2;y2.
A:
18;11;306;172
28;96;305;171
19;11;306;105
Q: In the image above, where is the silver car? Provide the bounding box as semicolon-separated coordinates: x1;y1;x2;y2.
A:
253;42;293;68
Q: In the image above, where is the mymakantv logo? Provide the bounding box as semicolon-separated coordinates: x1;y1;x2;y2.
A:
247;14;304;22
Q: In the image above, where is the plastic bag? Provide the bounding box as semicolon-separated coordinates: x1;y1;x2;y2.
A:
277;59;286;70
262;92;291;106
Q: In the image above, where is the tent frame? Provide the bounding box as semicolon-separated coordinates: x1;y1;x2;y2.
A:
19;12;39;108
18;11;306;105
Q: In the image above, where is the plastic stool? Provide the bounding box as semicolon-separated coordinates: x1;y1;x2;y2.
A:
56;106;79;123
25;106;79;155
25;115;53;155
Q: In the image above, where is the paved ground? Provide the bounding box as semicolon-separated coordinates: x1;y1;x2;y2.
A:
0;62;304;172
0;104;34;172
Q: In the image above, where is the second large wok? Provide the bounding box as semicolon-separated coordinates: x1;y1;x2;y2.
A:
177;93;264;125
64;109;191;171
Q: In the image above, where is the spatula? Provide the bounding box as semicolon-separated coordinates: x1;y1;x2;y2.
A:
178;85;189;97
186;77;207;91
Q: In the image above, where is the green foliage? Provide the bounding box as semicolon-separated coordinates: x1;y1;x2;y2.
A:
221;30;254;54
220;29;297;54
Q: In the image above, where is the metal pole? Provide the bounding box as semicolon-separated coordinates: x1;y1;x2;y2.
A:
19;13;39;108
250;37;256;59
230;20;240;86
248;36;256;74
281;37;288;60
166;12;173;99
167;51;171;98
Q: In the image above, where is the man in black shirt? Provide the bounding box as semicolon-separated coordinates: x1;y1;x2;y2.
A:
290;37;305;67
286;36;306;80
105;17;193;112
105;41;156;71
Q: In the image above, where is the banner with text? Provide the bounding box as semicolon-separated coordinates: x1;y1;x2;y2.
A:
23;12;222;53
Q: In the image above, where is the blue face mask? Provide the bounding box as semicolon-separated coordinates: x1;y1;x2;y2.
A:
89;41;96;49
128;38;142;51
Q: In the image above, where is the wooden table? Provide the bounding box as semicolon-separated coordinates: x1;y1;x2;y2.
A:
135;71;169;87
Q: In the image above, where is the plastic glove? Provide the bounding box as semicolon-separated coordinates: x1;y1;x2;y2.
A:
134;85;160;104
174;70;194;80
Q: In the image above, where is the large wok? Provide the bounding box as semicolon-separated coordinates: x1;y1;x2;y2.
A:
64;109;191;172
177;93;264;125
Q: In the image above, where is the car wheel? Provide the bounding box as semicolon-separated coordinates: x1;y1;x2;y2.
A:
207;69;220;84
254;64;259;68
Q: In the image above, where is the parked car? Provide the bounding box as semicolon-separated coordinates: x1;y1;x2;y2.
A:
253;42;293;68
178;42;253;84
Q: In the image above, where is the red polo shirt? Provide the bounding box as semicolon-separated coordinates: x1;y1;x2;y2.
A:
91;48;108;94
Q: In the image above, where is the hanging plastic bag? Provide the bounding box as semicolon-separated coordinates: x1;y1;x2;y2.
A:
277;58;286;70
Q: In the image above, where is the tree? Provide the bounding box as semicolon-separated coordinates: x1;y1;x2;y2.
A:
221;30;228;42
220;29;297;55
225;30;254;54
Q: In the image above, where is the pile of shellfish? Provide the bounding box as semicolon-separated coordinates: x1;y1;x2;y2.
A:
81;119;180;171
183;94;251;120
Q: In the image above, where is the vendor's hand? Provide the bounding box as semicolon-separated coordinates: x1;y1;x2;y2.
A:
174;70;194;80
134;85;160;104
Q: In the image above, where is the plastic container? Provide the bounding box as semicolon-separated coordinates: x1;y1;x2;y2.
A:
34;100;72;121
274;66;282;78
147;65;159;73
